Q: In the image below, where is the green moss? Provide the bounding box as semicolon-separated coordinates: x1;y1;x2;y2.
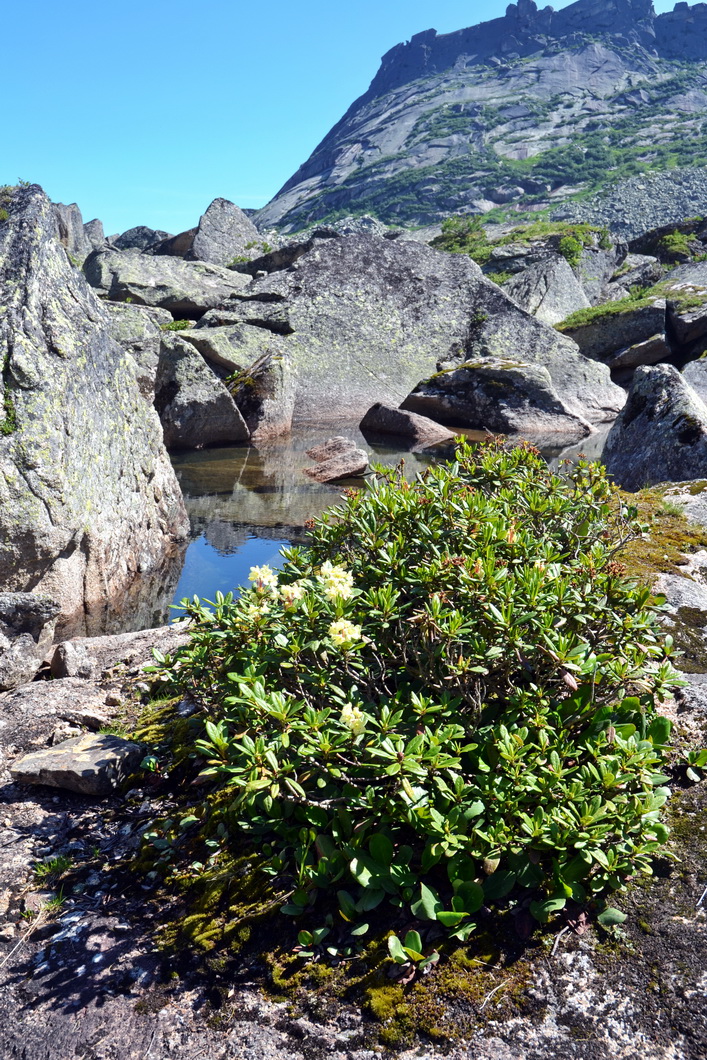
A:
617;487;707;583
160;320;192;332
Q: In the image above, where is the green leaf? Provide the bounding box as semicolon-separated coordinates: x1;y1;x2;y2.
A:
436;910;468;927
454;880;485;914
529;897;566;924
597;907;627;927
387;935;408;964
410;882;442;921
350;922;370;936
356;888;386;912
369;833;394;866
482;871;516;900
648;717;672;746
404;930;423;954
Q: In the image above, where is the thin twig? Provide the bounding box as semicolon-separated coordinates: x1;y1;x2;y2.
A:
697;885;707;908
0;910;46;970
551;925;571;958
480;982;507;1011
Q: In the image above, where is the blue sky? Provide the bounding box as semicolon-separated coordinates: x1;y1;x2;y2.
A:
1;0;677;235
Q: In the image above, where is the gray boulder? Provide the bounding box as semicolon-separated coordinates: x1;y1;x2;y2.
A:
611;253;662;290
603;364;707;490
0;185;188;636
228;349;297;441
576;243;625;305
113;225;172;252
50;640;97;680
83;218;106;252
558;298;667;362
180;326;252;375
303;437;369;482
359;403;457;449
156;334;249;449
10;732;144;795
53;202;91;263
151;228;197;257
401;358;592;442
682;357;707;404
605;333;671;371
188;198;261;265
501;254;590;326
83;247;250;317
0;593;61;691
220;234;623;427
104;303;173;398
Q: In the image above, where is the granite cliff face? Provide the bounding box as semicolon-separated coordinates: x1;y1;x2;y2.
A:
0;185;189;636
258;0;707;230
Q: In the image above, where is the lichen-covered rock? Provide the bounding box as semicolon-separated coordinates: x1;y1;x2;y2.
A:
83;246;250;317
401;358;593;442
0;185;188;636
501;254;590;326
0;593;61;691
180;326;252;375
603;364;707;490
104;302;173;398
53;202;91;263
156;334;249;449
228;349;297;441
188;198;261;266
611;253;662;290
113;226;172;252
10;732;144;795
222;234;623;427
359;403;457;448
605;333;672;371
559;298;667;362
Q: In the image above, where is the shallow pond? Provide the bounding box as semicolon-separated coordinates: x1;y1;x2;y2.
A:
165;423;612;617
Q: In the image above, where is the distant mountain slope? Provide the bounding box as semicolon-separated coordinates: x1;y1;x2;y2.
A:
257;0;707;231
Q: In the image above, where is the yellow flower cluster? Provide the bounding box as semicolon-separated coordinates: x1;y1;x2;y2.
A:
339;703;366;735
279;581;307;607
248;564;279;591
329;618;362;649
318;561;354;600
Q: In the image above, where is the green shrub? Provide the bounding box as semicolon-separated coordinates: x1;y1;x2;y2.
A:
431;215;490;262
0;208;8;223
558;234;583;268
658;230;694;261
160;319;192;332
153;442;675;944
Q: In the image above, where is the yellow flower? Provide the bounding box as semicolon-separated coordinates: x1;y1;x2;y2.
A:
329;618;362;649
279;581;307;607
318;561;354;600
340;704;366;735
248;564;279;591
242;600;270;622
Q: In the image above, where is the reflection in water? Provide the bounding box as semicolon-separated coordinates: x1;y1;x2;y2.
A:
169;423;613;610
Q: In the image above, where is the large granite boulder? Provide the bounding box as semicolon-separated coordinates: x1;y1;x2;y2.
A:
0;593;60;691
188;198;262;265
683;357;707;404
216;234;623;427
501;254;590;326
113;225;172;252
228;349;297;441
603;364;707;490
53;202;91;263
83;247;250;317
180;325;254;374
104;303;173;398
558;298;667;362
156;334;249;448
659;269;707;350
401;358;592;442
0;185;188;636
83;218;106;253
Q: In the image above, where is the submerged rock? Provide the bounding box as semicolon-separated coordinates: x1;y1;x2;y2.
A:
359;403;457;449
401;358;592;442
603;364;707;490
10;732;144;795
0;185;188;635
84;247;249;317
303;437;369;482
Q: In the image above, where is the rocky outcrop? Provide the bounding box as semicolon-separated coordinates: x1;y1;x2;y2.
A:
83;247;250;318
180;326;252;375
603;364;707;490
559;298;668;364
0;593;60;691
401;358;592;442
113;226;172;252
217;233;623;427
303;437;369;482
104;303;173;399
0;185;188;636
228;349;296;441
502;255;590;326
188;198;261;265
11;732;145;795
155;334;249;449
359;403;457;449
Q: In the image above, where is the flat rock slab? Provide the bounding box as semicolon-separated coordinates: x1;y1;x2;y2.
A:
10;733;144;795
303;437;369;482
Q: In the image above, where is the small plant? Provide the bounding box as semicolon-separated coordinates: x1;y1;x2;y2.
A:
34;855;73;882
388;930;439;972
99;721;130;737
147;442;676;953
485;270;513;286
558;234;583;268
160;319;191;332
0;208;8;223
681;748;707;783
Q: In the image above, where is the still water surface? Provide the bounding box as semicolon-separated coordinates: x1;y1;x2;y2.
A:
166;423;611;615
